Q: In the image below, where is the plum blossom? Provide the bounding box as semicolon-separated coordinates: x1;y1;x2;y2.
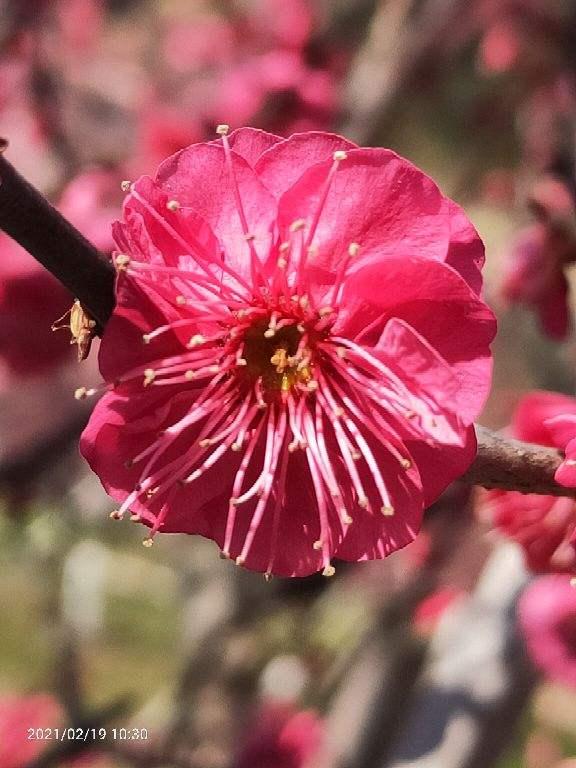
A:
0;693;63;768
480;391;576;575
501;176;576;340
0;233;70;379
81;127;495;577
518;575;576;688
233;703;323;768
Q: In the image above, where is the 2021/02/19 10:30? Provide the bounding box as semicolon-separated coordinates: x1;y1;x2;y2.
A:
27;727;149;741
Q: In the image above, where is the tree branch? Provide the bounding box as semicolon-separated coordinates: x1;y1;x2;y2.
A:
0;151;572;499
461;425;570;496
0;150;115;330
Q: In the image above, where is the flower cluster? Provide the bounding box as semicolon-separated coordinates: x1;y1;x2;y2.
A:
81;127;495;577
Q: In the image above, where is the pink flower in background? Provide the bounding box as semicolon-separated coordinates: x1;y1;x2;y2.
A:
413;586;465;636
481;391;576;575
234;703;323;768
59;169;122;254
81;127;495;577
519;575;576;688
0;693;63;768
0;233;70;379
501;176;576;340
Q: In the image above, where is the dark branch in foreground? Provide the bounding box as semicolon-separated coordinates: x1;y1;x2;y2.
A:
0;151;572;498
0;151;115;330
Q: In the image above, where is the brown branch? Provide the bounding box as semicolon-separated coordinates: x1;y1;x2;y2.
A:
462;425;571;496
0;151;572;498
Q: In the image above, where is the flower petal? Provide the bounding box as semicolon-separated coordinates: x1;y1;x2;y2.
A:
337;256;496;423
211;126;283;168
255;131;357;198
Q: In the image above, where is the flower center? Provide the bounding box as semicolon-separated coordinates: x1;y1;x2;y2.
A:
239;317;314;397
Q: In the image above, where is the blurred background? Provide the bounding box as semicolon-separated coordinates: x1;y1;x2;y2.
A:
2;1;576;766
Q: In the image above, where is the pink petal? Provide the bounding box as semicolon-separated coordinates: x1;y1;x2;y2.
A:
513;391;576;446
337;256;496;423
276;148;470;281
156;142;277;264
255;131;357;198
211;126;283;168
544;414;576;449
334;436;423;562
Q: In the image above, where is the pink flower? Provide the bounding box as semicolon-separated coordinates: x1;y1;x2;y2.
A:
233;703;323;768
58;169;122;254
518;575;576;688
413;586;465;636
501;177;576;340
0;233;70;379
0;693;63;768
81;127;495;577
481;391;576;575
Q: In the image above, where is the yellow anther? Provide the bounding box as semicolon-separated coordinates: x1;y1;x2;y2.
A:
142;334;150;344
264;572;273;582
185;370;195;380
279;242;290;252
219;550;231;560
313;540;323;551
264;328;276;339
115;254;131;270
235;555;245;566
188;334;205;347
74;387;87;400
348;242;360;256
290;219;306;233
130;514;141;522
323;565;336;577
120;180;131;192
342;513;353;525
166;199;180;212
381;506;395;517
358;496;369;509
109;510;123;520
216;124;230;135
143;369;155;386
176;295;186;305
400;458;412;469
142;538;154;548
336;347;346;358
333;150;348;161
271;348;289;374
